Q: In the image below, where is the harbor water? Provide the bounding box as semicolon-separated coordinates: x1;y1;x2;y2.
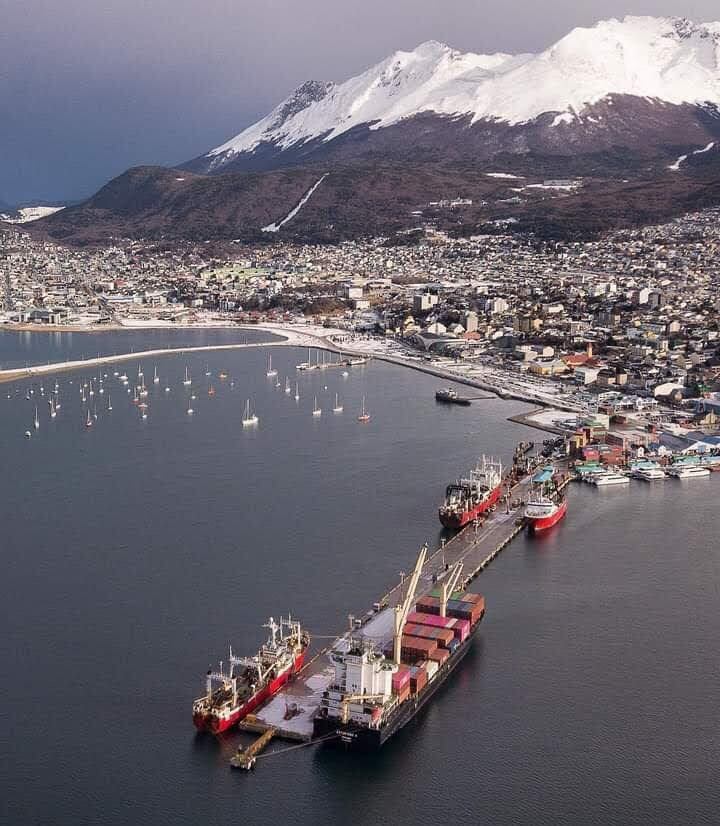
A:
1;333;719;826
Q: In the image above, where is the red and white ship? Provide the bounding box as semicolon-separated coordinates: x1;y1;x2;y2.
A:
525;495;567;531
192;616;309;734
439;457;503;530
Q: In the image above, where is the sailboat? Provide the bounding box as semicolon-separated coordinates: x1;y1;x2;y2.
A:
284;376;291;394
93;405;98;420
88;380;94;397
294;382;300;401
187;400;194;415
333;393;343;413
208;385;216;396
312;396;322;417
153;365;160;384
183;366;192;386
357;396;371;423
137;365;144;379
33;406;40;430
107;395;113;411
48;397;57;418
242;399;259;426
139;376;148;398
85;409;93;428
266;354;278;378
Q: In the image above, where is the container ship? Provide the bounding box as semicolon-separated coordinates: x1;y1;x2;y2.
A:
313;550;485;750
193;616;309;734
439;457;503;529
525;466;567;531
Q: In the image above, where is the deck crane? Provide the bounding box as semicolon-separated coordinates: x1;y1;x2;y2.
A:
340;693;386;724
438;562;464;618
392;544;428;664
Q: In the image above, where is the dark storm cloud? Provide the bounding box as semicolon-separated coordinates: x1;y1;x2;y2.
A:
2;0;719;203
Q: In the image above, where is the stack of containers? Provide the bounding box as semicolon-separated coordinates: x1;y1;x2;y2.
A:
425;659;439;680
406;611;470;643
392;666;411;695
416;593;485;625
427;647;449;666
408;663;428;694
403;623;454;649
401;634;437;664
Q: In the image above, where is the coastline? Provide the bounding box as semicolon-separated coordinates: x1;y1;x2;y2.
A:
0;322;577;431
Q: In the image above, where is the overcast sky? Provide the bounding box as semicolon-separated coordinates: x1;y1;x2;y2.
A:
2;0;719;204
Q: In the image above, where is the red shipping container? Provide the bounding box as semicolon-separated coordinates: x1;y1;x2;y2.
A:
459;592;484;605
407;611;455;630
452;618;470;641
427;648;449;666
392;666;411;693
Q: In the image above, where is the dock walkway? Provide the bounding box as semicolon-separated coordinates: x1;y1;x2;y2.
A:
240;462;571;741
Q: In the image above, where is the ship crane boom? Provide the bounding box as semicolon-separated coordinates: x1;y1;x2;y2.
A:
393;544;428;664
439;561;464;618
340;693;386;724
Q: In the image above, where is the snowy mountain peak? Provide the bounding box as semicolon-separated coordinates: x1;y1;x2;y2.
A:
203;15;720;168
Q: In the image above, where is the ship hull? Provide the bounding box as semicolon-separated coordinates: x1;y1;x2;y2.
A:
435;393;471;406
194;651;306;734
313;612;484;750
527;499;567;532
439;485;502;530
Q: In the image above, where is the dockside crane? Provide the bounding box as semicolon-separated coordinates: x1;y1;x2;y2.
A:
393;545;428;664
439;561;464;618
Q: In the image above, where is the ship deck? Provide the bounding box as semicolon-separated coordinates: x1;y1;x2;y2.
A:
239;460;571;741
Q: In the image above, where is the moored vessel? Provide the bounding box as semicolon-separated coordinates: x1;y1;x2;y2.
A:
525;466;567;531
435;387;471;406
193;616;309;734
439;456;503;529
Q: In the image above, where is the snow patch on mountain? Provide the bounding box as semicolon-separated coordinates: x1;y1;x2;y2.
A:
668;140;716;170
262;174;328;232
1;205;65;224
207;16;720;166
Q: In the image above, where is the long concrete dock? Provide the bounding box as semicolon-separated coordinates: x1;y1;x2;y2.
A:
239;461;572;741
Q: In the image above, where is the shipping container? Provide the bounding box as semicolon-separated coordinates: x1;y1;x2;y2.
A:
427;648;449;666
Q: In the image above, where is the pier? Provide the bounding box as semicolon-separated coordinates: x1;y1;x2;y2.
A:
238;457;571;744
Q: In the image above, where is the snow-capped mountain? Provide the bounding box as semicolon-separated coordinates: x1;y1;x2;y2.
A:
189;16;720;174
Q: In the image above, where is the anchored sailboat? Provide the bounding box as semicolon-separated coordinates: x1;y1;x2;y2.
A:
242;399;259;427
357;396;371;423
183;366;192;386
312;396;322;417
266;354;278;378
333;393;343;413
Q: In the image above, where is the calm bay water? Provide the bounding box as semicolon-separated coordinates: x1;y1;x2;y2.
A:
1;334;719;826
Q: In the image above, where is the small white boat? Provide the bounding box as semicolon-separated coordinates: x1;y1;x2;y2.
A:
153;366;160;384
33;406;40;430
24;430;31;439
187;402;194;415
165;386;171;393
107;396;113;411
312;396;322;417
294;382;300;402
342;371;349;378
266;354;278;378
183;366;192;386
667;464;710;479
332;393;343;413
590;471;629;487
631;463;666;481
242;399;259;427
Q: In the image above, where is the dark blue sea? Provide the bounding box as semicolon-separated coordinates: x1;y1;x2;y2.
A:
1;332;718;825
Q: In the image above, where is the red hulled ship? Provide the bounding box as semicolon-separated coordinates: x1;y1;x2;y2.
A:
525;466;567;531
192;616;309;734
438;457;503;530
525;495;567;531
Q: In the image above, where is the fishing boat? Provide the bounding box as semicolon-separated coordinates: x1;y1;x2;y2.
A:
357;396;371;423
183;366;192;387
242;399;259;427
312;396;322;417
333;393;343;413
266;355;278;378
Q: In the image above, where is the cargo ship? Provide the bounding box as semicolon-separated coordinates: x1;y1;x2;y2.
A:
313;550;485;750
193;616;309;734
435;387;471;406
438;457;503;529
525;466;567;531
